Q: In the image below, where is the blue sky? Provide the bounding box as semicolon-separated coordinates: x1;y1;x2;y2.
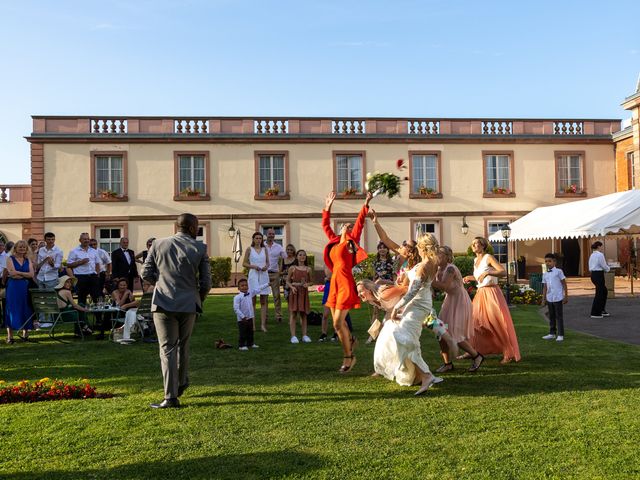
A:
1;0;639;184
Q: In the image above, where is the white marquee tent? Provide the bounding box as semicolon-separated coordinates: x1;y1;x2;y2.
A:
488;190;640;242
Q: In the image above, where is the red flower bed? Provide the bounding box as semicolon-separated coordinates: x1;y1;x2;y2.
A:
0;378;113;404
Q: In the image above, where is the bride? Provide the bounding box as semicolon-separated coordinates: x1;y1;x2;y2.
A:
356;280;408;382
389;233;443;395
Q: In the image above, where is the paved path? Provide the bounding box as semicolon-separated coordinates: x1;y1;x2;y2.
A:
538;277;640;345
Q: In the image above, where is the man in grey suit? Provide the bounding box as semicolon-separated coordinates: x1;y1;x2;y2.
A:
142;213;211;409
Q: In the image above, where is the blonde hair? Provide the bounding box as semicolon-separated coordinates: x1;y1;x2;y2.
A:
13;240;28;256
416;233;439;281
357;279;380;299
438;245;454;264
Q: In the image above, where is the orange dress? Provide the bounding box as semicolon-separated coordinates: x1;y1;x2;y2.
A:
325;241;360;310
321;204;369;311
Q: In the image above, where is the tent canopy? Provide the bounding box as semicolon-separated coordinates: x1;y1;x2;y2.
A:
488;190;640;242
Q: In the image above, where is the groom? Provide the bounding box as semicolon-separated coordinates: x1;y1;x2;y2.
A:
142;213;211;408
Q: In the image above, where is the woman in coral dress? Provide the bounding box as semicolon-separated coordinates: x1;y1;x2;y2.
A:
322;190;372;373
464;237;521;364
432;245;483;373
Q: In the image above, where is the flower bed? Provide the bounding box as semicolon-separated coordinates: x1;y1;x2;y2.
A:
0;378;113;404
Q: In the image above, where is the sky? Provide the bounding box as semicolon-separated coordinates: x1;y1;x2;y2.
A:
1;0;639;185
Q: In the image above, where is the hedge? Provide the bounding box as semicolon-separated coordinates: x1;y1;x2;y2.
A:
210;257;232;287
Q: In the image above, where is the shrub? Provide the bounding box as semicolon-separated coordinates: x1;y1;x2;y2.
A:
210;257;232;287
453;255;474;277
352;253;377;283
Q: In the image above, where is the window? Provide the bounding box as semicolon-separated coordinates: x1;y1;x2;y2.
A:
255;151;289;199
174;151;210;200
487;221;509;264
259;224;286;246
410;152;441;197
628;151;636;189
334;152;365;197
90;151;128;201
411;219;441;243
95;226;122;254
555;152;585;195
484;153;513;195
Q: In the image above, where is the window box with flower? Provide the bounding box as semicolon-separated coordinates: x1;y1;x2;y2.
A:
91;189;128;202
484;185;515;198
413;185;442;199
557;184;586;197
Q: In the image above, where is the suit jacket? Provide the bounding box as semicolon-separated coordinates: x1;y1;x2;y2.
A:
142;232;212;313
111;248;138;279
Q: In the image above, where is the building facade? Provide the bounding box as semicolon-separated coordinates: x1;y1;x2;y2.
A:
2;82;639;278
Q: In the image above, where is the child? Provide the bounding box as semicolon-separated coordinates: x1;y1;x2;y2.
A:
541;253;568;342
233;278;269;351
286;249;312;344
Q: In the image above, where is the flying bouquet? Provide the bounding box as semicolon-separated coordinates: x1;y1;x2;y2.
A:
366;159;409;199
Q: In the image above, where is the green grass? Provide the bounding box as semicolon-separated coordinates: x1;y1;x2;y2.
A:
2;294;640;479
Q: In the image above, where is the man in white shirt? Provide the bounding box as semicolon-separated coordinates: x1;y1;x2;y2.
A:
264;229;285;323
36;232;63;290
67;232;103;337
541;253;568;342
89;238;112;295
588;241;610;319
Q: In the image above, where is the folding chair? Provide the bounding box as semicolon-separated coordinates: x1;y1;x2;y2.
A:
21;289;86;341
135;292;154;341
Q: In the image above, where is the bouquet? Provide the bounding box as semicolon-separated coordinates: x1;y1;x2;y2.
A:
366;159;409;199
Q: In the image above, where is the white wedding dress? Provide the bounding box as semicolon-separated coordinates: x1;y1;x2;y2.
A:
391;264;433;385
248;247;270;296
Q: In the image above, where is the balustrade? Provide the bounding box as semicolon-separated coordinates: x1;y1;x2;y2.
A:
90;118;127;134
174;119;209;134
554;121;583;135
332;119;365;134
408;120;440;135
482;120;512;135
254;119;289;134
0;186;7;202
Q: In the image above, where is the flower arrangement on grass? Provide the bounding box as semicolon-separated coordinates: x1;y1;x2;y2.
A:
508;285;543;305
98;189;119;198
180;186;202;197
264;185;280;197
366;159;409;199
491;186;510;194
0;378;112;404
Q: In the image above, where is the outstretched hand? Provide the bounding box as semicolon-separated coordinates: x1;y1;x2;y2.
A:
365;190;373;207
368;209;378;223
324;191;336;211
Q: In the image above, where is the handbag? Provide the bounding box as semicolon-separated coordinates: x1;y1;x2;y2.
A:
367;319;383;340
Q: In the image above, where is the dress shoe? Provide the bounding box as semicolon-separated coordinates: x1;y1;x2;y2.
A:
150;398;180;409
177;383;190;397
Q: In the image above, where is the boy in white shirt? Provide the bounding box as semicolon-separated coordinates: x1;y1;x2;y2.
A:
233;278;269;351
541;253;568;342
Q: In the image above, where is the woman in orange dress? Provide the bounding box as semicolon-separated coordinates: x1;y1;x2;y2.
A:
464;237;521;364
322;190;372;373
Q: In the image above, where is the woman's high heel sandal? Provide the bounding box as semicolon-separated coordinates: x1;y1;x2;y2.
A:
435;362;454;373
339;355;357;374
468;353;485;372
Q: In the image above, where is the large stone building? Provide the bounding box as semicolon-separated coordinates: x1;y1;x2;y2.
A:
1;82;639;278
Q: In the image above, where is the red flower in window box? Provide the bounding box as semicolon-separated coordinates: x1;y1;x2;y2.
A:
491;186;510;194
418;185;438;197
563;184;581;194
342;187;359;196
99;189;119;199
264;185;280;197
181;187;202;197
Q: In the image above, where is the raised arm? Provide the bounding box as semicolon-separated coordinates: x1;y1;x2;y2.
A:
370;209;402;253
322;191;338;240
350;191;372;243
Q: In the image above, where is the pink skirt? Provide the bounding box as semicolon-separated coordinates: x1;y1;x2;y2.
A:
470;285;521;362
439;287;474;343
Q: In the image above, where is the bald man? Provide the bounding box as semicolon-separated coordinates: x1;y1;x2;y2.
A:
142;213;212;408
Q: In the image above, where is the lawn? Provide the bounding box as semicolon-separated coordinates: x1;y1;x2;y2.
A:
1;294;640;479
